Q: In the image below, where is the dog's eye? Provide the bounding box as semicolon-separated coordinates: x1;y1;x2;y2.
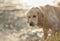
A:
33;15;36;18
28;16;31;18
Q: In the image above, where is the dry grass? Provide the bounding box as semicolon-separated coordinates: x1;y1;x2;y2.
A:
25;32;60;41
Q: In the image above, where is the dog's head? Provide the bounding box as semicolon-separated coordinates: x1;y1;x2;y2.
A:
26;7;44;27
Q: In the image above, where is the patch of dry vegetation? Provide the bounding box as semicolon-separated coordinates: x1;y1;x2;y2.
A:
26;32;60;41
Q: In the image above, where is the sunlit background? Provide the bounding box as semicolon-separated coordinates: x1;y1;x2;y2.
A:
21;0;54;7
10;0;60;8
4;0;60;8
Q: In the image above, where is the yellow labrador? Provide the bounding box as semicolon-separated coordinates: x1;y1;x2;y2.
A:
26;5;60;39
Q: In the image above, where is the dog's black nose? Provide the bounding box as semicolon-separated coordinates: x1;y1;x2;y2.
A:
30;22;34;26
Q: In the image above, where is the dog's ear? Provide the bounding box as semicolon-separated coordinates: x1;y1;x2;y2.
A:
36;7;44;26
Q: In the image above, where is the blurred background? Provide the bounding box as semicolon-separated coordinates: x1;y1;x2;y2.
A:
0;0;60;41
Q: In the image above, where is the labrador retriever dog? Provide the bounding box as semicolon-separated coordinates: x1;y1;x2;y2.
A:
26;5;60;39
